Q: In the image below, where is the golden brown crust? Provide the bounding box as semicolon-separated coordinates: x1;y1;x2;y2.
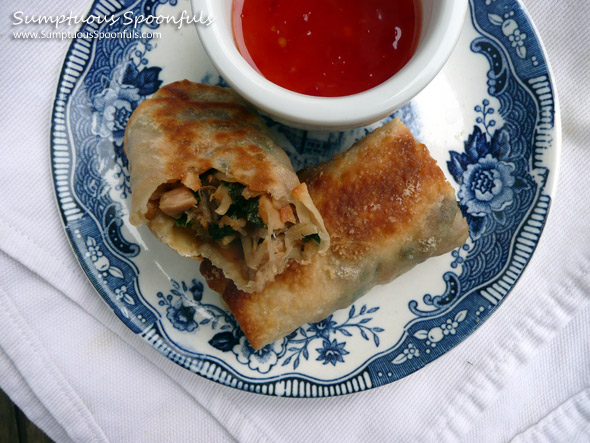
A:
301;122;454;261
125;81;297;212
203;118;469;349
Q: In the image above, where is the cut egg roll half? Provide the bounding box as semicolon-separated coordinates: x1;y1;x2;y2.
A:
124;81;329;293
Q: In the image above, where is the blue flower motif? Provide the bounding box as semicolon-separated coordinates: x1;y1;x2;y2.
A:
91;62;162;144
232;336;286;374
441;319;459;336
403;343;420;359
308;315;337;338
508;29;527;48
166;303;198;332
447;123;532;238
189;280;204;302
459;154;515;216
91;84;140;142
85;237;110;271
316;339;349;366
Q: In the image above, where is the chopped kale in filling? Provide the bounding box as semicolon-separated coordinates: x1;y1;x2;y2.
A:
302;233;321;245
223;181;266;228
208;223;238;241
175;213;193;227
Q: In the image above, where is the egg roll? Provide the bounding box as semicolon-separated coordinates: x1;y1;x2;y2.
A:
124;81;329;293
200;118;469;349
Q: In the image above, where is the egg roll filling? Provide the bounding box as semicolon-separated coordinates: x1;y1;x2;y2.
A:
146;170;323;276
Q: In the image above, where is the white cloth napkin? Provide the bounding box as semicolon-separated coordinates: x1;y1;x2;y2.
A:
1;0;589;441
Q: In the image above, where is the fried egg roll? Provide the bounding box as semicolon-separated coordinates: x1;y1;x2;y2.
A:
124;81;329;293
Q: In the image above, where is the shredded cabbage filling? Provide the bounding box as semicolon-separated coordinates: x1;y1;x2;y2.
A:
151;170;322;272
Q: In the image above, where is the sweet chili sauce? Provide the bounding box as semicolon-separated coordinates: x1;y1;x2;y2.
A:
232;0;422;97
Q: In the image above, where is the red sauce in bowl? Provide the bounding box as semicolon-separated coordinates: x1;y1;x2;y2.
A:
232;0;422;97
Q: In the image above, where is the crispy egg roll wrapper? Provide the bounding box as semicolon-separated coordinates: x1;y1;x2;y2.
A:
201;118;469;349
124;81;329;293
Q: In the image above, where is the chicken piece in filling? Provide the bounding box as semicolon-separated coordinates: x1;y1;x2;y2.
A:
146;170;323;274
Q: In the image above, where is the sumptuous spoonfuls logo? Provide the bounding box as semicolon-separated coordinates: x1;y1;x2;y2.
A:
12;10;215;29
11;9;215;40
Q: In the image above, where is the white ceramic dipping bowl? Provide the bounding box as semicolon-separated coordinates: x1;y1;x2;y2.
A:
192;0;468;131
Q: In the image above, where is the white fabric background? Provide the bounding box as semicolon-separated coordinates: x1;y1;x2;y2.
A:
1;0;589;441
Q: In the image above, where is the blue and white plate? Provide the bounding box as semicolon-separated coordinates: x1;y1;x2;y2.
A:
51;0;560;396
